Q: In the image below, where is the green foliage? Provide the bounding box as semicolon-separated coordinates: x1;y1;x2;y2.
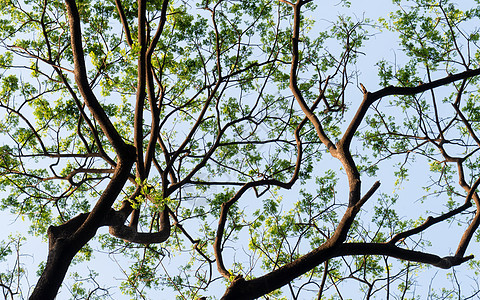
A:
0;0;480;299
0;235;27;297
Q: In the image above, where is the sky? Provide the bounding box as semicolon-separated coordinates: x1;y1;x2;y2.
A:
1;0;480;299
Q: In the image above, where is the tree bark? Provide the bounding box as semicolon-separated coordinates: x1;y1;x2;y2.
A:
29;227;82;300
30;156;134;299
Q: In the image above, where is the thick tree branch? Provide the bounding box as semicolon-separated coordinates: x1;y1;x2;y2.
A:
114;0;134;47
455;175;480;258
221;241;473;300
134;0;148;179
65;0;131;158
109;208;170;244
55;69;116;167
29;3;138;298
143;0;168;177
388;202;472;245
288;0;335;153
221;180;379;299
370;68;480;102
30;152;134;299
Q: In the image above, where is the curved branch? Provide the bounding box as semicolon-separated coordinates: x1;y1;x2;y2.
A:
109;208;170;244
54;69;116;167
214;112;308;278
65;0;131;158
455;175;480;258
143;0;169;177
0;103;48;154
288;1;335;153
146;0;169;57
114;0;134;47
220;180;379;298
388;201;472;245
221;241;473;300
342;69;480;153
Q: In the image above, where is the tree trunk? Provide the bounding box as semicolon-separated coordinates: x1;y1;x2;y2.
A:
29;234;80;300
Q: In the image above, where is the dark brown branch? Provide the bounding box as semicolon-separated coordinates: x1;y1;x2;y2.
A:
335;243;474;269
388;201;472;245
65;0;131;158
214;112;308;278
109;208;170;244
30;3;137;298
146;0;169;57
221;241;473;300
64;168;115;186
342;68;480;151
371;68;480;101
114;0;134;47
455;175;480;258
287;0;364;206
76;112;92;153
0;103;48;154
134;0;148;180
143;0;169;177
288;1;335;153
54;69;116;167
221;179;379;299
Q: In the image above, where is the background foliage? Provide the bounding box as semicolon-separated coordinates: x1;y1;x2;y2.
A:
1;0;480;299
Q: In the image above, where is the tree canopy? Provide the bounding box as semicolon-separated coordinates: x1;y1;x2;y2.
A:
1;0;480;299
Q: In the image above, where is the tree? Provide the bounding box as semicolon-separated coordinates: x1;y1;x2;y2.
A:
1;0;480;298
